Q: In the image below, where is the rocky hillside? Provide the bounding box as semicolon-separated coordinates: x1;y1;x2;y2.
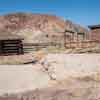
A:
0;13;89;43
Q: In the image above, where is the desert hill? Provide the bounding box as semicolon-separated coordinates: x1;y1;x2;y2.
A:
0;13;89;43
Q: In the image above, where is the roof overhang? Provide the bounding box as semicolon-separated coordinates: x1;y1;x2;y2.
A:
88;25;100;29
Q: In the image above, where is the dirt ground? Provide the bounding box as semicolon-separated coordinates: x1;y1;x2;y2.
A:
0;54;100;100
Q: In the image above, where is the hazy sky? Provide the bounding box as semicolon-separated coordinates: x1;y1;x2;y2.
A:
0;0;100;26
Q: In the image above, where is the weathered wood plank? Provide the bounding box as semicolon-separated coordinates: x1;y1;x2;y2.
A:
0;40;23;55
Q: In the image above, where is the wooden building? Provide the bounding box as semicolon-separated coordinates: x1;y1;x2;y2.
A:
64;29;88;48
0;32;24;55
89;25;100;42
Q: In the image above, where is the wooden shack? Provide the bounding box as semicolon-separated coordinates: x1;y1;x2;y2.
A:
88;25;100;42
0;32;24;55
64;29;88;48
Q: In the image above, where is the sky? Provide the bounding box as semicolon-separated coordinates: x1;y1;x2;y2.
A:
0;0;100;26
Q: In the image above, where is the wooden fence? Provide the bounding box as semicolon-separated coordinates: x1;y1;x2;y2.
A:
65;40;98;48
23;40;99;53
23;42;61;53
0;40;23;55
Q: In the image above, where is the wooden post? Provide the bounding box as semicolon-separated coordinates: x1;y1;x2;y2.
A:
64;30;67;48
77;32;79;48
0;40;2;54
1;40;4;54
18;40;24;55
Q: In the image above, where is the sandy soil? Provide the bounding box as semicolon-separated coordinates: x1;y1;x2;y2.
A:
0;54;100;99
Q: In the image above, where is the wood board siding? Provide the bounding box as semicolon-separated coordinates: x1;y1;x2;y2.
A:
90;28;100;41
0;40;23;55
65;40;97;48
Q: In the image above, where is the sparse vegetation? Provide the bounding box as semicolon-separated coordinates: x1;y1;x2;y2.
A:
46;47;66;53
0;53;35;64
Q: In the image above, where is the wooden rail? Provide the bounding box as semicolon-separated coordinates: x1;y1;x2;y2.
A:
65;40;99;48
23;40;99;53
0;40;23;55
